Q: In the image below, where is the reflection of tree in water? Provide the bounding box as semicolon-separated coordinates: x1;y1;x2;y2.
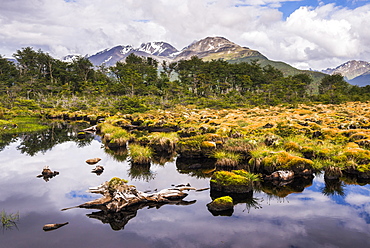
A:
86;200;196;231
322;178;345;197
15;121;94;156
128;163;155;182
0;133;15;152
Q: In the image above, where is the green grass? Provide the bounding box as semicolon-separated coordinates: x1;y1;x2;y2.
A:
213;150;242;167
129;144;153;164
1;210;19;231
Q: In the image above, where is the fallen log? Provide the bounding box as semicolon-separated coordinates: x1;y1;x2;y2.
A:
43;222;68;232
62;177;201;213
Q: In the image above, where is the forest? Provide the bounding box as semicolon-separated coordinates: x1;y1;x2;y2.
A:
1;46;370;113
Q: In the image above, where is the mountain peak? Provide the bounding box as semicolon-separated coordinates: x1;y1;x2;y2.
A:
137;42;178;57
174;36;266;61
183;36;238;53
322;60;370;80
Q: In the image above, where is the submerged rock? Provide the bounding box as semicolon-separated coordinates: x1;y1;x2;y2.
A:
86;158;101;165
267;170;295;181
36;166;59;182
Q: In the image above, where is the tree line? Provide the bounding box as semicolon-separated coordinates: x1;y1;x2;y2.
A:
1;46;369;109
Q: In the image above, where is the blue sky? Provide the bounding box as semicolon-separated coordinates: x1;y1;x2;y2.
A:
279;0;369;19
1;0;370;70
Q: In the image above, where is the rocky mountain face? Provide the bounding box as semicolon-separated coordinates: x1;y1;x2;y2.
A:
81;37;266;67
322;60;370;86
87;42;178;67
322;60;370;80
137;42;178;57
174;36;266;61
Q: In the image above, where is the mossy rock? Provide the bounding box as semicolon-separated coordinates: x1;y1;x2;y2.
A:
210;170;258;193
207;196;233;212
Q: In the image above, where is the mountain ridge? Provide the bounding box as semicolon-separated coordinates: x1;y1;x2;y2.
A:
61;36;369;86
321;60;370;86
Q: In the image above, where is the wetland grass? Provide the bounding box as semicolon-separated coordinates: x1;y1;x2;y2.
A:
129;143;153;165
1;210;19;231
213;150;242;167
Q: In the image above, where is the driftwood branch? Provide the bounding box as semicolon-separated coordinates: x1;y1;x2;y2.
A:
62;179;200;212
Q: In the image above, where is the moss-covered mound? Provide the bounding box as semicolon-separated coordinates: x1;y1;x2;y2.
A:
207;196;233;212
210;170;259;193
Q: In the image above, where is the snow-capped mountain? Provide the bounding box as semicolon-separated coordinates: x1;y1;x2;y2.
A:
137;42;178;57
87;42;178;66
61;54;82;63
88;45;134;66
322;60;370;80
84;37;266;67
322;60;370;86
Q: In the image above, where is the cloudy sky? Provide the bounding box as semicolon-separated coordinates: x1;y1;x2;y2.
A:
0;0;369;70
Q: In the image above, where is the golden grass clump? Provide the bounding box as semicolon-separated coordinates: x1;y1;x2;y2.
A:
129;144;153;165
223;138;257;154
214;151;242;167
148;132;179;153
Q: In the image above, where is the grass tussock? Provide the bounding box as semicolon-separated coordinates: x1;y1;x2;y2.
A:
214;151;242;167
129;144;153;165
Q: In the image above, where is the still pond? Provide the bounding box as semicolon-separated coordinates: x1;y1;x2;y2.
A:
0;122;370;248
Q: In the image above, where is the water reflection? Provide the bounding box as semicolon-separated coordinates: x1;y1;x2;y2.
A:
128;163;155;181
1;121;94;156
104;146;129;162
259;175;314;198
322;178;346;196
176;157;216;178
0;127;370;247
86;199;196;231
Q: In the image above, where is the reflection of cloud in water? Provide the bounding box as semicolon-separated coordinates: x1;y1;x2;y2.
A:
1;138;370;247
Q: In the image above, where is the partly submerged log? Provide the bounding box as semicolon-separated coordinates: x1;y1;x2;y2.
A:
81;125;97;132
62;177;199;213
43;222;68;232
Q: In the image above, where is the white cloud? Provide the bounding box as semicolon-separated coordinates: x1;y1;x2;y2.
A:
0;0;369;69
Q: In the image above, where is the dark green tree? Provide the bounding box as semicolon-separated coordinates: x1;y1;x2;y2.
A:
318;74;350;103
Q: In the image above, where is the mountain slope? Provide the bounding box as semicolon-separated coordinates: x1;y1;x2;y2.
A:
174;36;266;61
